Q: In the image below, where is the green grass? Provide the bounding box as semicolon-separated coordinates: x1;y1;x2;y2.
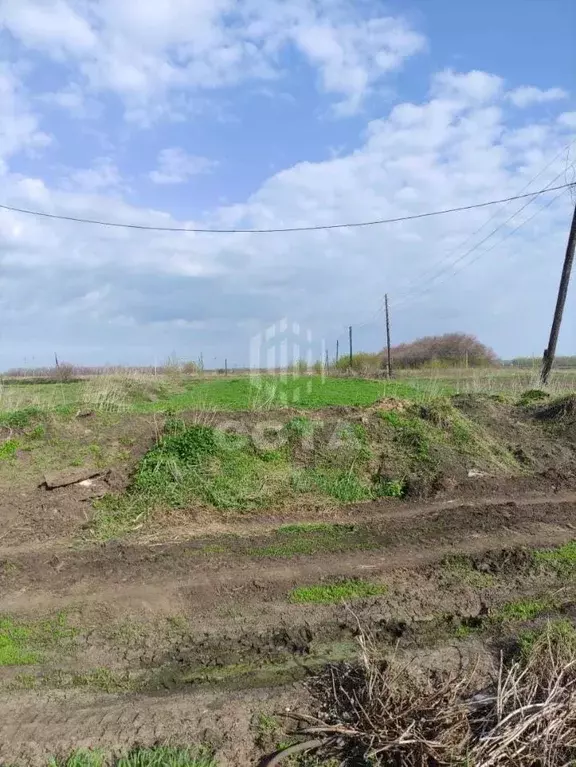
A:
48;750;105;767
0;438;19;460
253;523;374;558
534;540;576;576
289;578;387;604
290;467;374;503
0;613;76;666
90;416;389;539
141;376;422;411
117;746;215;767
48;748;215;767
517;619;576;661
0;405;44;428
277;522;356;535
492;597;555;622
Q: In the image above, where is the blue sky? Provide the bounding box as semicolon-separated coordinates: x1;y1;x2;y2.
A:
0;0;575;368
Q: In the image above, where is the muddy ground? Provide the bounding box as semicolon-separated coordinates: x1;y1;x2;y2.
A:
0;396;576;765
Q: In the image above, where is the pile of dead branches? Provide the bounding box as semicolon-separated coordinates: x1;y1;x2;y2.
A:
263;622;576;766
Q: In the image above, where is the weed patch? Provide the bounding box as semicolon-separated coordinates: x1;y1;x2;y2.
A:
291;467;374;503
517;619;576;661
0;613;75;666
48;748;215;767
254;524;374;558
117;747;215;767
48;750;105;767
535;540;576;576
0;406;43;429
0;438;19;460
289;579;387;604
492;597;555;622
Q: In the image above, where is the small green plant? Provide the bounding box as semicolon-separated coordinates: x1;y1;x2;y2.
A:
254;711;280;749
278;522;356;535
48;750;105;767
0;406;42;429
284;416;315;439
116;746;216;767
518;389;550;406
376;478;405;498
492;597;554;622
517;619;576;661
534;540;576;576
289;578;387;604
0;438;19;460
28;424;46;440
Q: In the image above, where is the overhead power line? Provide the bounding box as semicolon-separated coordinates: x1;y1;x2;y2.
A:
390;141;576;307
392;171;569;311
393;185;569;312
0;183;574;234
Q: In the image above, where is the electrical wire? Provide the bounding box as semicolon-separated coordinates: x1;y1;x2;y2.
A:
391;168;570;310
394;185;569;312
390;141;576;306
0;183;573;234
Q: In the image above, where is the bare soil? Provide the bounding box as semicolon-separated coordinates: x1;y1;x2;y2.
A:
1;398;576;764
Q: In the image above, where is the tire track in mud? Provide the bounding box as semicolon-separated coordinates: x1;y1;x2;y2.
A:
1;492;576;615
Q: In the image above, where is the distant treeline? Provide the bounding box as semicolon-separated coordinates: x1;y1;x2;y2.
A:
505;356;576;369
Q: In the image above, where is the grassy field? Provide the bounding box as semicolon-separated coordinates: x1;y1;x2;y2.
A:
1;366;574;417
0;375;427;414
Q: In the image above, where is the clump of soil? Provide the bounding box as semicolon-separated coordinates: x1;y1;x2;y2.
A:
536;394;576;423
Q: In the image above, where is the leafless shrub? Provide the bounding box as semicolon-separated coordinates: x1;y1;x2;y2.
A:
267;622;576;766
54;362;76;382
390;333;498;370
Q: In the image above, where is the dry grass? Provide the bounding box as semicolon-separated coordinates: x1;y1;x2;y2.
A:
267;621;576;766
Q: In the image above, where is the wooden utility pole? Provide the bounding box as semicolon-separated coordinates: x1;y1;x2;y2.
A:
541;202;576;385
336;340;339;363
384;294;392;379
348;326;353;366
224;358;228;376
324;349;329;370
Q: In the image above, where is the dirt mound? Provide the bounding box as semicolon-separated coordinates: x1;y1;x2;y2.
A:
536;394;576;423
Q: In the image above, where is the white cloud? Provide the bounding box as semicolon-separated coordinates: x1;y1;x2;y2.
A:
508;86;568;108
431;70;504;103
1;0;425;119
0;0;97;56
291;15;425;114
0;62;51;161
38;82;101;119
557;111;576;128
63;158;124;193
0;67;574;367
149;147;217;185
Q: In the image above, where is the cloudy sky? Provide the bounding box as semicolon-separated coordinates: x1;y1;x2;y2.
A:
0;0;575;369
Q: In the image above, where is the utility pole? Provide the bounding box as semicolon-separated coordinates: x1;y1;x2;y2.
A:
336;340;339;363
541;201;576;385
324;349;329;371
349;326;353;367
385;294;392;379
224;358;228;376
